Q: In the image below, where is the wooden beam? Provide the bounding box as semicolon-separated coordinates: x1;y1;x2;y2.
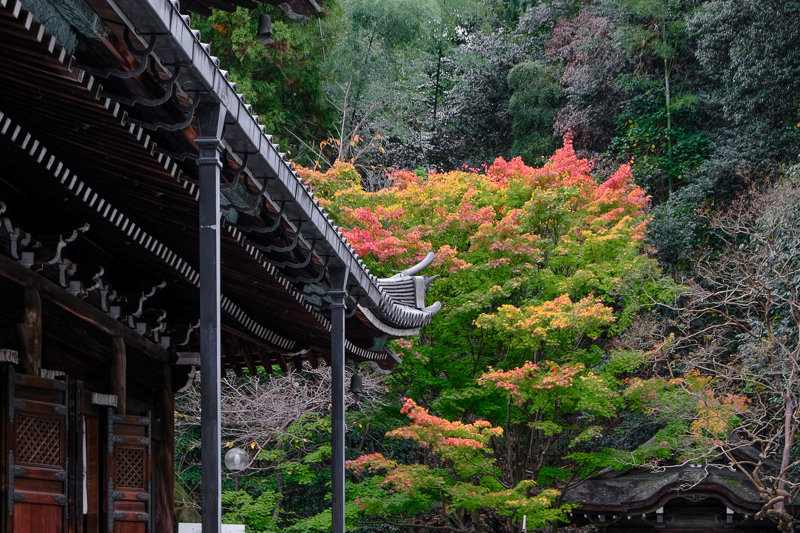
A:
276;353;288;374
0;254;169;363
221;323;281;353
239;343;257;375
153;364;175;533
111;336;126;415
17;288;42;375
261;357;273;374
224;352;243;377
253;350;272;373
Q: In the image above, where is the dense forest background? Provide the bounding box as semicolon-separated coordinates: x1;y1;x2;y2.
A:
175;1;800;532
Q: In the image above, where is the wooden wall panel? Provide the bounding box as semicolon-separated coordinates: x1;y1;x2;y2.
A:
7;372;69;533
105;412;151;533
12;503;63;533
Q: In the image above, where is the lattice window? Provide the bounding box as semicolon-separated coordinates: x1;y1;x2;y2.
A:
115;447;145;489
15;414;62;466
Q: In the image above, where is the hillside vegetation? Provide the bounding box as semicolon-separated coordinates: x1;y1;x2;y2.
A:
176;1;800;531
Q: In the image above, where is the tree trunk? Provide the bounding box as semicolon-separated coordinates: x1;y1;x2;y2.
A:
433;40;443;128
17;288;42;375
662;20;673;196
471;509;484;533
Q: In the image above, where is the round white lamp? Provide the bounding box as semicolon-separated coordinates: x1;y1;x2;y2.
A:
224;447;249;490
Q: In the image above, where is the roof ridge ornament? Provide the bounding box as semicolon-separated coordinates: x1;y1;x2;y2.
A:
376;251;440;312
394;251;435;277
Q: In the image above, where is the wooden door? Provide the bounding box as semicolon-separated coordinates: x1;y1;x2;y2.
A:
5;369;69;533
105;410;151;533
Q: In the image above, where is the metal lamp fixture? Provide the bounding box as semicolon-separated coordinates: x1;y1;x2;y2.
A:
257;14;274;46
349;373;363;403
224;447;249;471
224;447;249;491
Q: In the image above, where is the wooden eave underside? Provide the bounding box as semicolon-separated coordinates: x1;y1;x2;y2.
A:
89;0;438;334
0;2;399;372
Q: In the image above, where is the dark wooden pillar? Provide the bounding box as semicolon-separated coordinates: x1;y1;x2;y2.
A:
154;364;175;533
329;266;348;533
17;288;42;376
111;336;126;414
195;101;226;533
1;350;18;533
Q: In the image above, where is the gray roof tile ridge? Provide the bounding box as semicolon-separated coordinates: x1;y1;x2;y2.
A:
110;0;441;332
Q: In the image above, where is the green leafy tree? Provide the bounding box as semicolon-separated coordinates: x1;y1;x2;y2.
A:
347;399;572;532
223;490;281;532
645;0;800;265
192;4;337;158
690;0;800;154
607;82;708;200
300;138;678;529
600;0;706;198
508;61;564;163
316;0;500;173
319;0;437;166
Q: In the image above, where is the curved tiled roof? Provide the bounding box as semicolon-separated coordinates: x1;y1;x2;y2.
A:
110;0;441;333
0;0;440;370
564;466;765;515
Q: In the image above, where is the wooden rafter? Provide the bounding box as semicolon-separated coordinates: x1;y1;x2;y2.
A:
0;253;168;362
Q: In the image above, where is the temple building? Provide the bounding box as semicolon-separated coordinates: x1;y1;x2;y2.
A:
565;460;796;532
0;0;439;531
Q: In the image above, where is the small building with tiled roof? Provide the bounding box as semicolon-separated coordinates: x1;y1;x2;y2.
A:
565;463;795;532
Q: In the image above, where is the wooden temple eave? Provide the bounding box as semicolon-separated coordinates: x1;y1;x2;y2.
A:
563;466;793;532
1;0;441;376
564;466;774;519
0;105;297;358
0;4;329;371
575;487;763;518
86;0;441;333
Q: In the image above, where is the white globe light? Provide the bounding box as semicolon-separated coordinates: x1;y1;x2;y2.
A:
224;447;249;472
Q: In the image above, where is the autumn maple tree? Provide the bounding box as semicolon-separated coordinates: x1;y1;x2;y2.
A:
346;398;570;532
297;137;677;530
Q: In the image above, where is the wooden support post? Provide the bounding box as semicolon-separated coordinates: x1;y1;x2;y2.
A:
154;364;175;533
17;288;42;376
329;266;349;533
196;101;226;533
111;336;126;415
